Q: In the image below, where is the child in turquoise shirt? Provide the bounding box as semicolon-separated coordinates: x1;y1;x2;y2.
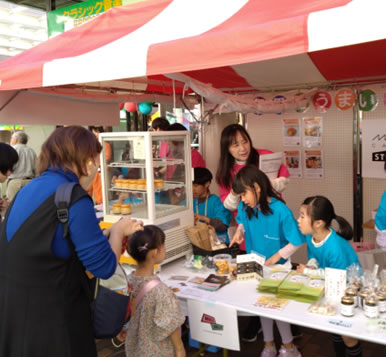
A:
193;168;232;244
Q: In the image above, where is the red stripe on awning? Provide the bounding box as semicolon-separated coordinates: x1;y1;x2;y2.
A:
308;39;386;83
146;0;351;76
0;0;172;89
184;66;253;92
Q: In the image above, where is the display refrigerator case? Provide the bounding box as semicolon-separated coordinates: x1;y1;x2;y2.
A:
99;131;194;263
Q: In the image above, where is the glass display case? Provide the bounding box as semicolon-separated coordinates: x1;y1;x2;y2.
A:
99;131;194;263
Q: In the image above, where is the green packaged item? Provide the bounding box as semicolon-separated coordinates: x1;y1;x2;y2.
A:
258;271;289;294
277;272;308;299
277;273;324;303
293;277;324;303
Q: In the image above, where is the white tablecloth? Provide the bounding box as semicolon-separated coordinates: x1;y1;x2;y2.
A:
159;258;386;346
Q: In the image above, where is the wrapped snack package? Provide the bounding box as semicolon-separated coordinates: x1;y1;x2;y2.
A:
308;298;337;316
293;276;324;303
277;272;308;299
258;271;289;294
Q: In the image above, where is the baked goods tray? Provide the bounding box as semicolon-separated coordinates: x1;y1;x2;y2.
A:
109;182;185;192
108;158;185;168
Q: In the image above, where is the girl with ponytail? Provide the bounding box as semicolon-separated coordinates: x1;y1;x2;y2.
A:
297;195;359;275
296;196;362;357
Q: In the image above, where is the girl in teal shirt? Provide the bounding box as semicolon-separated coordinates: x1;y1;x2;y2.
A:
297;196;361;357
230;165;304;357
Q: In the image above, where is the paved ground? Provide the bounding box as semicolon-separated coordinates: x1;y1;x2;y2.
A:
97;317;386;357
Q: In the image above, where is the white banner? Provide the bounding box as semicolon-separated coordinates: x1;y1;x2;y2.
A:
188;299;240;351
362;119;386;179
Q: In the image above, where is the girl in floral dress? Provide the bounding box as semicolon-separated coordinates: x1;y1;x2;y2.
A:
125;225;186;357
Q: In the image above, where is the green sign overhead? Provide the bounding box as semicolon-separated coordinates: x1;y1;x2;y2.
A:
358;89;378;112
47;0;145;37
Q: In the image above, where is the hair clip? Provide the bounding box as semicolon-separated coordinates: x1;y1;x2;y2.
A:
138;243;148;252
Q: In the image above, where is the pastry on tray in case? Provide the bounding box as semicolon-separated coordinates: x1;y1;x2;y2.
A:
121;203;131;215
115;179;123;188
112;203;121;214
128;179;137;189
122;179;130;188
154;179;164;188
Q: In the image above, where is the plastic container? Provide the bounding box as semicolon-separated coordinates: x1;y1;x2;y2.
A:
229;258;237;280
213;254;232;275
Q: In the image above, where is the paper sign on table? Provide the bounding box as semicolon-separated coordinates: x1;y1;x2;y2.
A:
188;299;240;351
325;267;346;299
255;295;289;311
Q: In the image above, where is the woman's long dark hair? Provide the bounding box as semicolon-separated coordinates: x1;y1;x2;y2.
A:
232;165;284;219
216;124;259;189
302;196;353;240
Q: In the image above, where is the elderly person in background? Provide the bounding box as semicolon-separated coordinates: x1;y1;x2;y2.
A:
6;131;37;201
0;143;18;221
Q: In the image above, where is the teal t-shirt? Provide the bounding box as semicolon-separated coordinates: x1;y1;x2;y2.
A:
236;198;305;263
306;229;360;270
193;194;232;243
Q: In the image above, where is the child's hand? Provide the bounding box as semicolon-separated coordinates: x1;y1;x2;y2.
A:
118;192;129;203
194;213;209;224
296;264;306;273
229;229;244;247
265;252;281;266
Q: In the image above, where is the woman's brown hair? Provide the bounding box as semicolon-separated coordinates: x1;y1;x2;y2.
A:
38;126;102;176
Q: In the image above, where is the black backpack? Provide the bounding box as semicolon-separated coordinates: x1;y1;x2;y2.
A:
55;182;131;339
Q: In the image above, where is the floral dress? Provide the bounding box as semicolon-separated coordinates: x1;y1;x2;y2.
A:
125;273;185;357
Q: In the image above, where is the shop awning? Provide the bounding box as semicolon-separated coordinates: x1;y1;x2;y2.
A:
0;0;385;123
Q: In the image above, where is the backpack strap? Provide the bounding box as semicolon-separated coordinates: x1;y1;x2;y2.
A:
54;181;94;301
136;279;162;307
131;278;162;319
55;182;77;238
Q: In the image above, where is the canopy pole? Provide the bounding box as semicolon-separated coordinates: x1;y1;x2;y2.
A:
0;91;22;113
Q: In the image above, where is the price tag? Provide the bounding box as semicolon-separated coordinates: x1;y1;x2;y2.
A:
133;138;145;160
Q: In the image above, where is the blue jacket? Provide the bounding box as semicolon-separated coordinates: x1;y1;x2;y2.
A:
6;167;116;279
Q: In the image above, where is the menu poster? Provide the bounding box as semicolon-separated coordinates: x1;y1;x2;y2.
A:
259;152;283;180
284;150;302;178
304;149;324;179
283;119;301;147
325;267;347;300
303;117;323;147
188;299;240;351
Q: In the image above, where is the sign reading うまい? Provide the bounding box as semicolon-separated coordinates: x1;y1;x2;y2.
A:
362;120;386;179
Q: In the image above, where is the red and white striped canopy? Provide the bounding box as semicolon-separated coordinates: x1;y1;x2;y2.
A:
0;0;385;113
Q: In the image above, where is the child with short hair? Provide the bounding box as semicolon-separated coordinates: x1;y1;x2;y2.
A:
193;167;232;244
230;165;304;357
125;225;186;357
297;195;361;357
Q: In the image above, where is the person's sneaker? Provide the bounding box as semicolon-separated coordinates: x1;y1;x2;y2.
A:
241;317;262;342
277;345;301;357
260;345;277;357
